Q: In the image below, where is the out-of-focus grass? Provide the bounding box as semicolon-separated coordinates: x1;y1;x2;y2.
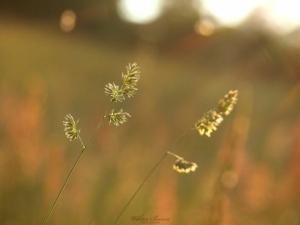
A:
0;17;300;225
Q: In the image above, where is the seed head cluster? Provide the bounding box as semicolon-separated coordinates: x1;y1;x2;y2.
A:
63;114;80;141
195;90;238;137
173;158;198;173
104;63;140;102
106;109;131;126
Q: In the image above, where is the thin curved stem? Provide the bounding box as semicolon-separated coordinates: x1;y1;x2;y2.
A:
167;151;182;159
113;126;192;225
84;102;112;149
43;147;85;225
78;134;85;148
43;102;112;225
113;152;168;225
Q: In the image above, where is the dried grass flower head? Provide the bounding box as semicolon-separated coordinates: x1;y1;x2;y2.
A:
122;85;138;98
194;90;238;137
122;62;140;87
173;158;198;173
63;114;80;141
104;63;140;102
218;90;238;115
195;110;223;137
104;83;125;102
106;109;131;126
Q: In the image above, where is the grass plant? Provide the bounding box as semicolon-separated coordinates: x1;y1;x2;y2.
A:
43;62;238;225
43;63;140;225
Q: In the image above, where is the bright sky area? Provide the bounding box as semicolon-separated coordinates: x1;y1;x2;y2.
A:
116;0;300;35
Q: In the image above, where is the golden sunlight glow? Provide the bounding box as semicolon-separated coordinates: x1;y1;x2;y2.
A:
60;10;76;32
117;0;300;34
117;0;162;24
266;0;300;34
194;0;300;34
200;0;265;27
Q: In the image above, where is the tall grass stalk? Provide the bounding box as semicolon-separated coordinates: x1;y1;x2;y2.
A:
43;103;111;225
113;126;192;225
43;63;140;225
113;90;238;224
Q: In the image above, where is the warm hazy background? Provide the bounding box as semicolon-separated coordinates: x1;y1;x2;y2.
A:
1;0;300;225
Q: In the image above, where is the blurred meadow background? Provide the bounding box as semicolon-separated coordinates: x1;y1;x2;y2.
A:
1;0;300;225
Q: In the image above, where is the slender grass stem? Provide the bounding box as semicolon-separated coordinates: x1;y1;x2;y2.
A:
84;102;112;149
43;147;85;225
78;134;85;148
43;102;112;225
167;151;182;159
113;126;192;225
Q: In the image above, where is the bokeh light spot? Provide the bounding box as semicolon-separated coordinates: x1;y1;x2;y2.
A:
221;170;239;189
60;10;76;32
195;20;214;36
117;0;162;24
